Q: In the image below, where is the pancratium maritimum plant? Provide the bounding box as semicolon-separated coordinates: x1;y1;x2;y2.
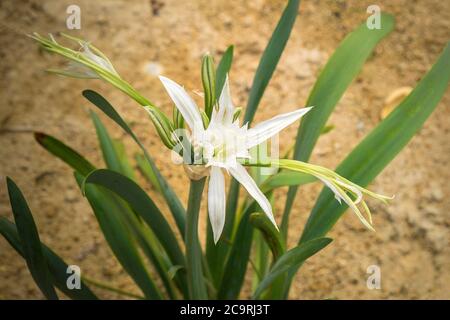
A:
2;2;449;300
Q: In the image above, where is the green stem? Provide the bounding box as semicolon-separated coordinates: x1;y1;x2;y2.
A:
185;177;208;299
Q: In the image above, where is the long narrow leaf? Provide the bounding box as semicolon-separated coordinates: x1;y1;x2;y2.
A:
215;45;234;97
82;90;186;237
244;0;300;124
5;177;58;300
250;212;285;261
301;42;450;243
282;13;395;235
0;218;98;300
217;204;256;299
34;132;95;176
253;238;332;299
216;0;301;286
84;169;187;294
76;173;162;299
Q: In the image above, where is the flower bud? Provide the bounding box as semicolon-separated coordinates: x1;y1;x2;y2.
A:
201;54;216;118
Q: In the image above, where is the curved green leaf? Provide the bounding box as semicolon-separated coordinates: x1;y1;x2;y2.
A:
75;173;162;299
250;212;285;261
217;204;256;299
90;111;136;179
34;132;95;176
253;238;332;299
82;90;186;237
0;218;98;300
5;177;58;300
244;0;300;124
301;42;450;243
83;169;187;292
283;13;396;235
261;171;316;193
215;45;234;98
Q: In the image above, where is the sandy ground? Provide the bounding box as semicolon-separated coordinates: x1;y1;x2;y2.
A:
0;0;449;299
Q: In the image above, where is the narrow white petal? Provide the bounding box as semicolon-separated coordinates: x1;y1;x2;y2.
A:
81;44;117;75
218;75;235;124
208;167;226;243
159;76;203;131
245;107;312;149
210;74;235;127
228;163;277;228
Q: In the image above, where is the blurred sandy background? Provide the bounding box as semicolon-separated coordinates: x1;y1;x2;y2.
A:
0;0;449;299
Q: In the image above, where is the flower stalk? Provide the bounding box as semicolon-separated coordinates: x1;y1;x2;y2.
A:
30;33;176;149
185;177;208;299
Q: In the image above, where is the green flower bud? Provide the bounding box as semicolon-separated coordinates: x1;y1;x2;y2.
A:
201;54;216;118
144;106;176;149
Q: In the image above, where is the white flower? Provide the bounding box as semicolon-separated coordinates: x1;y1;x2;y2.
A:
61;42;119;79
159;75;312;243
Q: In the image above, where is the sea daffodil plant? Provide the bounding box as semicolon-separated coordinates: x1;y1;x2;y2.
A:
1;1;449;301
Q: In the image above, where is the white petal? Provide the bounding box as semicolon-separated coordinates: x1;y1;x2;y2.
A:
208;167;226;243
159;76;203;131
210;75;235;127
245;107;312;149
228;163;277;228
81;44;117;75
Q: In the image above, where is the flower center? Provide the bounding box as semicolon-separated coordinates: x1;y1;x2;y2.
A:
192;122;249;167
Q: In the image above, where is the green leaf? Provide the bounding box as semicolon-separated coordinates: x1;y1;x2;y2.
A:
301;42;450;243
113;139;136;180
250;212;285;261
34;133;168;298
215;45;234;98
82;89;186;237
282;13;395;236
75;173;162;299
83;169;187;294
34;132;95;177
135;153;162;192
243;0;300;124
5;177;58;300
185;178;208;299
202;54;216;118
217;204;255;299
253;238;332;299
260;171;316;193
0;218;98;300
213;0;300;288
90;111;135;179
